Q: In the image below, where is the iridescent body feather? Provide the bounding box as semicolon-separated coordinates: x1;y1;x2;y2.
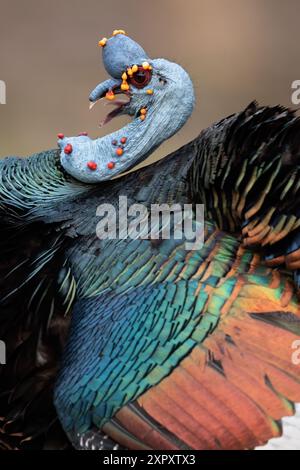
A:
0;106;300;449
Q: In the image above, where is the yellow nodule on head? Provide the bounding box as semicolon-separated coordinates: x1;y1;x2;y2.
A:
121;82;129;91
98;38;107;47
112;29;126;37
105;90;115;101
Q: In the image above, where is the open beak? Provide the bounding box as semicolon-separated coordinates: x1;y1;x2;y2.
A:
89;78;131;127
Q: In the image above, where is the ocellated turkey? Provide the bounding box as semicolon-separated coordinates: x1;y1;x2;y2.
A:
0;31;299;450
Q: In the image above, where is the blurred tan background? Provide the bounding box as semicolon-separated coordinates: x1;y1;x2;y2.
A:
0;0;299;163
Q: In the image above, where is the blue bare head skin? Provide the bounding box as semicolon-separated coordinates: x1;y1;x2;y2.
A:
58;31;195;183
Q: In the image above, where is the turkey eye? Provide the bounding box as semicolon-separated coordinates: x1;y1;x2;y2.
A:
129;66;152;89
